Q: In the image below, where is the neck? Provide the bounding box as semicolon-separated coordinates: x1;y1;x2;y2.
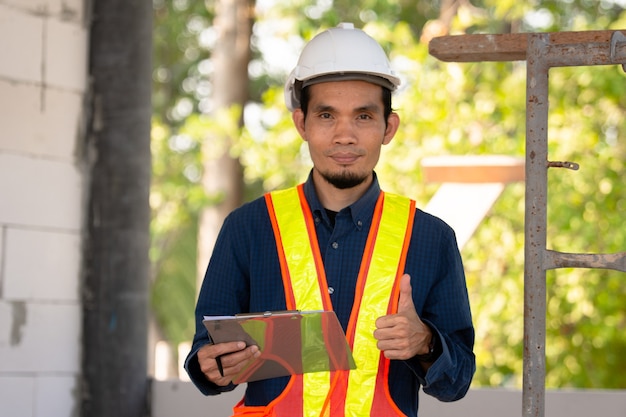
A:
312;170;373;211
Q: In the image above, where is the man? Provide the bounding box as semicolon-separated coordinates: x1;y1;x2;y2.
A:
185;22;475;416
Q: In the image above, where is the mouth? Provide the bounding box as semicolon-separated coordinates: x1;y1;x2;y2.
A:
330;152;361;165
325;147;365;165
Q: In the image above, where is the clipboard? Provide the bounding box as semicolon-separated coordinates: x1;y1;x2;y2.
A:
203;310;356;383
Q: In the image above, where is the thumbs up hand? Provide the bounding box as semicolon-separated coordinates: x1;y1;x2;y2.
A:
374;274;433;361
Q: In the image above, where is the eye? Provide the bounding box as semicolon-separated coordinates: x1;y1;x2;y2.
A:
319;112;332;119
357;113;373;120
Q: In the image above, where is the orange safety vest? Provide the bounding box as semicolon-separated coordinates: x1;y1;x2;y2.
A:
232;184;415;417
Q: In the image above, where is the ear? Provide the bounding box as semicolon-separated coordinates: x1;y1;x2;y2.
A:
383;112;400;145
292;109;307;141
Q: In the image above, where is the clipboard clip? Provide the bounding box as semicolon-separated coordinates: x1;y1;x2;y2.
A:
235;310;300;317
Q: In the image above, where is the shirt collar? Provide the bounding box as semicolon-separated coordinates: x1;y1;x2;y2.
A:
302;170;382;226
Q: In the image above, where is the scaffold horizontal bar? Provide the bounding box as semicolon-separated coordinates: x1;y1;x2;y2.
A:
544;250;626;272
429;30;624;63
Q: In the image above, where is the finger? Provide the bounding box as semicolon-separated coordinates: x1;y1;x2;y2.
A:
220;345;261;373
214;345;261;386
199;343;260;385
375;274;419;335
199;341;246;361
397;273;416;314
198;342;246;378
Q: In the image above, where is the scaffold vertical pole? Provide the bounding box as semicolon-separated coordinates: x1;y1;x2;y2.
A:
523;33;550;417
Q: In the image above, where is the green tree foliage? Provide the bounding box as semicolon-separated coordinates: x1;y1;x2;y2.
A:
151;0;626;387
151;0;216;346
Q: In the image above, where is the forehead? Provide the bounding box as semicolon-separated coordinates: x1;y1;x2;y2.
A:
307;80;384;108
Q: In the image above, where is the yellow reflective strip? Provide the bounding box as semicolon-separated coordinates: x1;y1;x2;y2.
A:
270;188;323;311
345;193;411;416
270;187;330;417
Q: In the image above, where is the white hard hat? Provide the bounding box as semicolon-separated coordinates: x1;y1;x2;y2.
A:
284;22;400;111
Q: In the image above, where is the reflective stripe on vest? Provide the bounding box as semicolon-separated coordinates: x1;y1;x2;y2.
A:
234;184;414;417
344;189;414;417
267;186;333;417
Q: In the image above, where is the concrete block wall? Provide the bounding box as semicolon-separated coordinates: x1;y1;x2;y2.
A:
0;1;88;417
152;382;626;417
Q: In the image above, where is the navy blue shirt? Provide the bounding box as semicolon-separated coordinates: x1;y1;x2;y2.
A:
185;172;475;416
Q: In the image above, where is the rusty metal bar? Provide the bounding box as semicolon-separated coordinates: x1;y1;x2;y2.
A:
543;40;626;67
544;250;626;272
523;33;550;417
428;30;624;63
547;160;579;170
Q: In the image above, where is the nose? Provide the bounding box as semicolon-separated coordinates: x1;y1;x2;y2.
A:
333;117;357;144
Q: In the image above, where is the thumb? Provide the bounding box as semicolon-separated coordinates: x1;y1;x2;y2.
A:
397;273;416;314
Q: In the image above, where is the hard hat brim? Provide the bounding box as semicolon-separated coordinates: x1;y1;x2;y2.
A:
302;72;397;91
285;72;398;111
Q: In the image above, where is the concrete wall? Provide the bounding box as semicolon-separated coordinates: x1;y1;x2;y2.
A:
0;1;88;416
152;381;626;417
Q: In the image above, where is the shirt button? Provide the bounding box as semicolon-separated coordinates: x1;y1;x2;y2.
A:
315;217;321;224
357;220;362;227
332;242;339;249
328;287;335;294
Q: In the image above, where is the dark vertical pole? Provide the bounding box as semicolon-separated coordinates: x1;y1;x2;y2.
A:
82;0;152;416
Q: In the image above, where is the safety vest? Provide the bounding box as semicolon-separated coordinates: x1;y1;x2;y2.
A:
232;184;415;417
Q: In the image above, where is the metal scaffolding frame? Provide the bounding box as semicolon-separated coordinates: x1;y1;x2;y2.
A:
429;30;626;417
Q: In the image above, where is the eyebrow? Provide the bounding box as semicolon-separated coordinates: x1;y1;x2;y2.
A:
311;104;335;113
355;104;381;113
311;103;381;114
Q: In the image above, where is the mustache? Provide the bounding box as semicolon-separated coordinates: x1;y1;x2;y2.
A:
323;146;366;157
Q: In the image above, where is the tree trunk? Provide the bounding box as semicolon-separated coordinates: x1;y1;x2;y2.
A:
197;0;255;288
82;1;152;416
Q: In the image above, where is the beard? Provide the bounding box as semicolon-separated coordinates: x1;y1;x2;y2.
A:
319;169;368;189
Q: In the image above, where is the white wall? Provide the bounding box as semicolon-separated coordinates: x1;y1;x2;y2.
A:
0;1;88;416
152;382;626;417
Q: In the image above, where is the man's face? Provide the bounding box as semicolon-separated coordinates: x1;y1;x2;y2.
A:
292;80;399;190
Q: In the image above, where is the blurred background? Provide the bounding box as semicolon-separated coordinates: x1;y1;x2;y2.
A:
151;0;626;389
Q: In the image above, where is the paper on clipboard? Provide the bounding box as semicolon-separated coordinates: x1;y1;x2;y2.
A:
203;310;355;383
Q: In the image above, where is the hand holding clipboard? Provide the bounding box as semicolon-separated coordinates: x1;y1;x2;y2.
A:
203;310;355;383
